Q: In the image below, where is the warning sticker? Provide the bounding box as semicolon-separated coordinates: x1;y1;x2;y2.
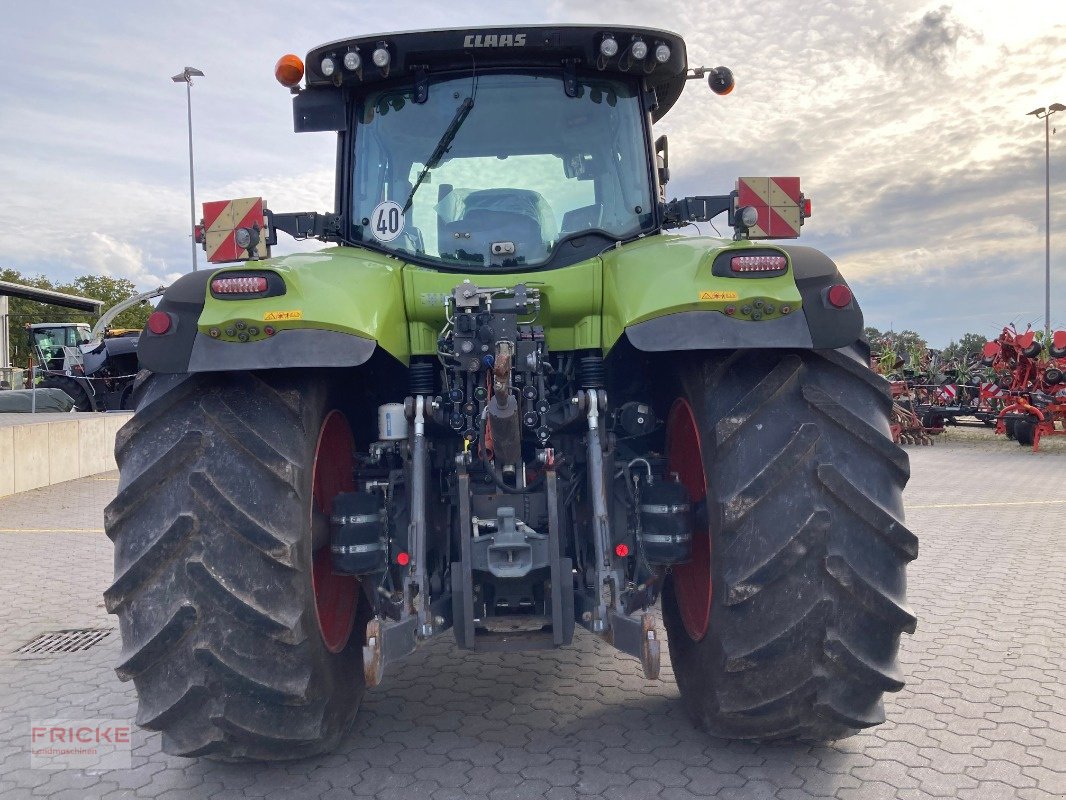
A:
370;200;405;242
699;291;739;301
263;310;303;321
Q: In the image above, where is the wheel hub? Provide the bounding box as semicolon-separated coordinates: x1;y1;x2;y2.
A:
311;410;360;653
666;398;713;641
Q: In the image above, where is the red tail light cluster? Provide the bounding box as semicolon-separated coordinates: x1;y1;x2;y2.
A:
731;255;787;273
211;276;268;294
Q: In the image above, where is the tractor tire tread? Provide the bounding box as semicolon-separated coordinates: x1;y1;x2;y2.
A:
663;344;912;742
106;371;365;761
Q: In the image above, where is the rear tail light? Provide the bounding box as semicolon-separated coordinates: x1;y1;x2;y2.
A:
731;255;787;273
211;276;268;294
827;284;853;308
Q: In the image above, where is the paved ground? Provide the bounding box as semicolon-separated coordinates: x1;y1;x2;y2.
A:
0;424;1064;799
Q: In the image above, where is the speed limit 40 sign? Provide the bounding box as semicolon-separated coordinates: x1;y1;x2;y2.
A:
370;200;405;242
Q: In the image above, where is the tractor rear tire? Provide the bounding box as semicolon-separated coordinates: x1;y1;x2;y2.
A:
661;344;916;741
104;371;369;761
39;375;92;411
1015;415;1038;446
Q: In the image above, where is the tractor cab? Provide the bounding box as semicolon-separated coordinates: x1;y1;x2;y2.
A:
28;322;91;372
194;27;811;268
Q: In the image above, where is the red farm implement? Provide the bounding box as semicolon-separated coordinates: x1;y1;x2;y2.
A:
987;327;1066;451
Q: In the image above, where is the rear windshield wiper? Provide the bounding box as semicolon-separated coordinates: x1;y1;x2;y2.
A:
403;96;474;213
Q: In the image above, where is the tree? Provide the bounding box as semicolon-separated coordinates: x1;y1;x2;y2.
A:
69;275;153;331
2;268;153;367
942;332;987;362
863;325;883;343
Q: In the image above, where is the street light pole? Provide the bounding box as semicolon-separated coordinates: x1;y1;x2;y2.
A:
1027;103;1064;339
172;67;205;272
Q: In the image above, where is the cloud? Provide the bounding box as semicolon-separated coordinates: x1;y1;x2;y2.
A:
876;5;977;71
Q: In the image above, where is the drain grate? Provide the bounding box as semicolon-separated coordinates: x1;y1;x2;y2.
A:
15;628;114;654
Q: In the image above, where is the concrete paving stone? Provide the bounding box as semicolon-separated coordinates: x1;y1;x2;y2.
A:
459;766;523;795
791;767;863;795
1017;788;1066;800
570;765;632;795
851;759;921;788
1028;764;1066;794
413;760;474;788
906;766;980;796
956;780;1031;800
486;781;552;800
778;791;848;800
970;740;1042;767
660;790;728;800
625;759;689;788
894;791;959;800
836;781;901;800
965;759;1039;788
372;779;440;800
716;779;782;799
738;762;804;786
678;765;747;794
319;788;359;800
519;760;580;787
1028;744;1066;771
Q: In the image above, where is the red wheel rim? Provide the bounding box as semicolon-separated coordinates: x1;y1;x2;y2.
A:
311;410;360;653
666;398;712;641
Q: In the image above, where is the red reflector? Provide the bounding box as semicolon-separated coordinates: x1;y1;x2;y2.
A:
395;551;410;566
193;224;204;244
827;284;853;308
731;255;787;272
614;543;630;558
211;276;268;294
803;198;812;217
147;311;172;335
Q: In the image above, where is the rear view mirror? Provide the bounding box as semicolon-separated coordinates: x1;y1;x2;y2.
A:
293;87;347;132
655;135;670;188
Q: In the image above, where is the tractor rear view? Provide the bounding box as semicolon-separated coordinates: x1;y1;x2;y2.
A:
106;26;914;761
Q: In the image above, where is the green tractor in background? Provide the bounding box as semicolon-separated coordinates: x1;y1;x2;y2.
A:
106;25;915;761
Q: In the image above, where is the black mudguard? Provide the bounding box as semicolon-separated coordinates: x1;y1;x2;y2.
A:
625;245;862;352
137;270;377;374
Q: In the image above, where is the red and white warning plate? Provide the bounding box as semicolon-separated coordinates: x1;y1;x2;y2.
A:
736;177;805;239
201;197;269;263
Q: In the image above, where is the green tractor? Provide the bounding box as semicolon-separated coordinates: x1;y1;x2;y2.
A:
105;25;916;761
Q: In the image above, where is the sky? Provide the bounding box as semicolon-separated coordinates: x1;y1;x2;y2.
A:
1;0;1064;348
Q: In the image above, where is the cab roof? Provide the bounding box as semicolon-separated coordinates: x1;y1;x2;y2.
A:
304;25;690;121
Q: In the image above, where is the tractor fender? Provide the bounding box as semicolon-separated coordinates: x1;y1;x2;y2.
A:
138;250;406;374
621;244;862;352
783;244;863;349
137;270;378;375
